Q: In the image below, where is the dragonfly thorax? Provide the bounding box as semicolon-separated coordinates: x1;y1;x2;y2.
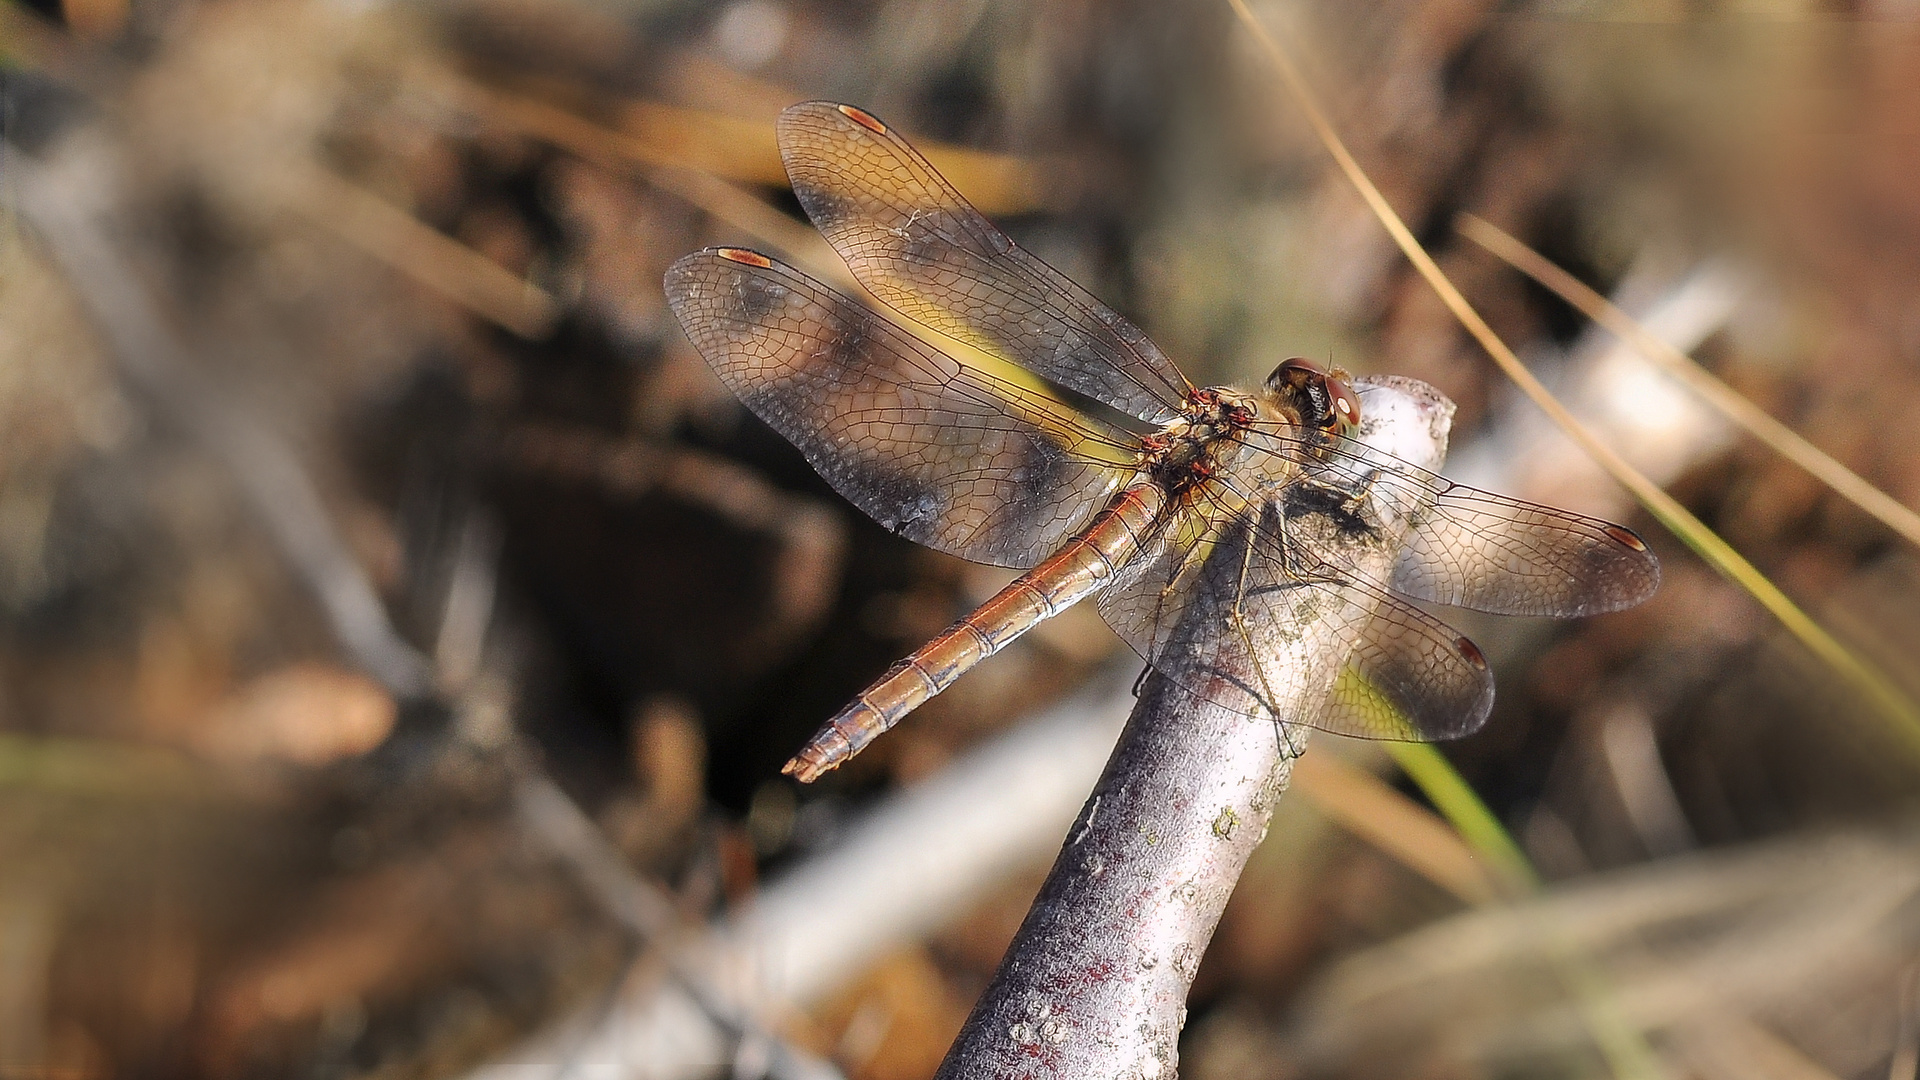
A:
1139;387;1260;490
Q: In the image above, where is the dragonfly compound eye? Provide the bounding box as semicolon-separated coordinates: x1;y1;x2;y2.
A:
1324;372;1361;436
1266;358;1359;436
1265;357;1325;391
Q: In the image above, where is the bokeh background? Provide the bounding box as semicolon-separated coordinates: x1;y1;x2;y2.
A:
4;0;1920;1077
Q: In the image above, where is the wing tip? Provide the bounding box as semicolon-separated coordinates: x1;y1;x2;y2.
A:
779;99;890;135
1587;539;1663;615
1603;524;1662;610
663;246;783;307
1456;636;1488;671
1444;639;1496;740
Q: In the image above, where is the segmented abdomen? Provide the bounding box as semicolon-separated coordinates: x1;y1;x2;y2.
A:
782;483;1166;781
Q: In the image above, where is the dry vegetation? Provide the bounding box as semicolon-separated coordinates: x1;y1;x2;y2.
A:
2;0;1920;1078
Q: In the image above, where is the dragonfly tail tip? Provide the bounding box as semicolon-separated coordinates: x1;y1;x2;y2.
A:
782;754;827;783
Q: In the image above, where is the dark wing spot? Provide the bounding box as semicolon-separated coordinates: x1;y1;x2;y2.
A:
1455;636;1488;671
1604;524;1649;552
791;182;861;234
717;247;774;268
817;451;947;546
837;104;889;134
827;318;871;376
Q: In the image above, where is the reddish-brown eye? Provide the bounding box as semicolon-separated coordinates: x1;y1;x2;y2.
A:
1326;374;1361;436
1268;358;1361;436
1272;357;1325;381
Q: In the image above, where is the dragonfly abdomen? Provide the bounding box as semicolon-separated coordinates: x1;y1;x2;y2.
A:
781;482;1166;781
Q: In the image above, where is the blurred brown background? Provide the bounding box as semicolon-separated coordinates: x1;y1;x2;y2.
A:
4;0;1920;1077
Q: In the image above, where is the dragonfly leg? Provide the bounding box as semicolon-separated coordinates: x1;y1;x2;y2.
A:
1131;663;1155;699
1155;518;1227;619
1226;517;1288;732
1341;468;1386;519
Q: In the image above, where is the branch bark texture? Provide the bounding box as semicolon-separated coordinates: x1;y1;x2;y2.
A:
933;672;1303;1079
934;377;1455;1079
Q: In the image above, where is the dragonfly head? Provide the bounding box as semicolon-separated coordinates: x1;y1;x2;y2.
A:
1265;358;1361;438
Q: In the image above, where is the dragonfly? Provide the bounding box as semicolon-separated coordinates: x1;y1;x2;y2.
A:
665;102;1659;783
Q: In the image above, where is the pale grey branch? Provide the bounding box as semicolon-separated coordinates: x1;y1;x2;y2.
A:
931;378;1455;1078
933;671;1303;1079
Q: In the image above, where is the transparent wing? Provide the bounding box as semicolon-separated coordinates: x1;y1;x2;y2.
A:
1242;426;1660;617
777;101;1194;425
1096;490;1493;741
665;248;1139;568
1393;486;1659;616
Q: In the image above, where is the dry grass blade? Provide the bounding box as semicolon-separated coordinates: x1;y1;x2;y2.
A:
1457;213;1920;553
0;733;217;800
1295;829;1920;1077
617;100;1049;216
1292;752;1502;906
442;78;851;285
1379;741;1663;1080
1224;0;1920;761
296;166;560;339
1382;741;1537;895
1672;1012;1846;1080
439;75;1046;214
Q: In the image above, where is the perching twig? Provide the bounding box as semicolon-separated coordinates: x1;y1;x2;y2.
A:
931;377;1455;1078
933;672;1302;1078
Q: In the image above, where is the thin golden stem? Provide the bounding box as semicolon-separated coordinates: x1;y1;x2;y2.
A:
1458;213;1920;552
1224;0;1920;758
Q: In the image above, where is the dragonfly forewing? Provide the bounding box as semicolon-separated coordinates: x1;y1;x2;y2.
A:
664;247;1139;569
1241;427;1660;617
778;101;1194;426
